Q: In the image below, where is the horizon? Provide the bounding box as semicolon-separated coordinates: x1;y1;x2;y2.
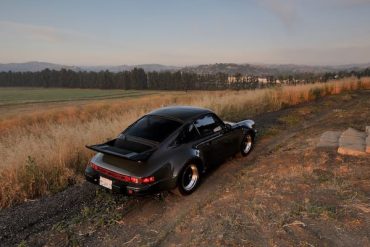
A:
1;0;370;66
2;61;370;68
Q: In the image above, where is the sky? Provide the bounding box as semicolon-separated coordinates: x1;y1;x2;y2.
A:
0;0;370;66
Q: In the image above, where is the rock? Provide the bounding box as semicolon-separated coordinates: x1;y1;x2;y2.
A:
338;128;366;156
317;131;342;148
366;126;370;153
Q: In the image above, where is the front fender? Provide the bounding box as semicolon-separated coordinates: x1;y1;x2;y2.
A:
234;119;255;129
225;119;256;134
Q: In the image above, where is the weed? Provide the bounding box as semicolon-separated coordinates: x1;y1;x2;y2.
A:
259;127;280;137
278;114;301;126
17;241;27;247
312;169;334;183
66;229;80;247
52;221;68;232
290;201;340;219
310;87;323;100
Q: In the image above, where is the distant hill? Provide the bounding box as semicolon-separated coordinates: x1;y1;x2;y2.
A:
181;63;370;76
79;64;180;72
1;61;369;75
0;62;179;73
0;62;78;72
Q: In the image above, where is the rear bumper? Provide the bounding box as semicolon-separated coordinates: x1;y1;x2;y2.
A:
84;167;176;195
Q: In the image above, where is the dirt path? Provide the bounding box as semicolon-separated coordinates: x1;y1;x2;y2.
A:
1;90;369;247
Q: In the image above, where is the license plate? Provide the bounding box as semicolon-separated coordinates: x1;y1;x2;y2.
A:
99;176;112;190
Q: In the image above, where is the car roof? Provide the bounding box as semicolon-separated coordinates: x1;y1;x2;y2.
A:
148;106;213;122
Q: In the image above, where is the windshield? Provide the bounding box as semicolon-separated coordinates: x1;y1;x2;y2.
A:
124;115;182;142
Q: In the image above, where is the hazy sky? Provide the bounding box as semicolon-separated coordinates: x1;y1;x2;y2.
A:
1;0;370;66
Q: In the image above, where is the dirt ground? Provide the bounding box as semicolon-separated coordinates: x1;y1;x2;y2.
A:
0;90;369;247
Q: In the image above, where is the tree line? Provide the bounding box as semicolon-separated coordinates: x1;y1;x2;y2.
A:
0;67;369;90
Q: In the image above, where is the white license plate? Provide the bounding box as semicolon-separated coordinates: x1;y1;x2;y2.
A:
99;176;112;190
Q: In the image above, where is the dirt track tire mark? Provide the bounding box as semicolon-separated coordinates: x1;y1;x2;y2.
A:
0;183;97;246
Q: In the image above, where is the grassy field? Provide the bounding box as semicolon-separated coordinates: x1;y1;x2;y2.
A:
2;88;370;246
0;77;369;208
0;87;157;106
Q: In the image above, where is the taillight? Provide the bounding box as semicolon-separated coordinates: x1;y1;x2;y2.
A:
141;176;155;184
130;176;155;184
90;161;155;184
130;177;140;184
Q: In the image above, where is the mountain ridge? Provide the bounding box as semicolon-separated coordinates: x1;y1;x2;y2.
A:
0;62;180;73
1;61;369;75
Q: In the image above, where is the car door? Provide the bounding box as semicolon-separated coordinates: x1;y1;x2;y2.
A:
193;114;229;166
212;114;243;156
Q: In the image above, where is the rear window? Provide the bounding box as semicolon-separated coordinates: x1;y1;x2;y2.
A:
124;115;182;142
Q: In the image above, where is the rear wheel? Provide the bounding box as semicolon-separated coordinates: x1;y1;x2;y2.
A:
241;132;254;156
173;163;200;196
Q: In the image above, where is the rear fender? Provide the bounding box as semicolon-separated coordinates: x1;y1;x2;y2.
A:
172;153;205;178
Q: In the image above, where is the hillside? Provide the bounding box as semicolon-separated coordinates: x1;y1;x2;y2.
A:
0;61;78;72
181;63;370;76
0;62;179;73
1;61;369;75
80;64;180;72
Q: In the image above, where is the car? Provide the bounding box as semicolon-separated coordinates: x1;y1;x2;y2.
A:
85;106;257;195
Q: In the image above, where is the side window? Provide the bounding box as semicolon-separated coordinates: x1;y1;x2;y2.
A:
184;124;200;142
176;124;200;144
194;114;222;137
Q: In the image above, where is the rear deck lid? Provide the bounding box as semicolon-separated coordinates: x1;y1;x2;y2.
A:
86;135;156;161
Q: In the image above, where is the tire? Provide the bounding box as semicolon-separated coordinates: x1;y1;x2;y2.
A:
173;163;201;196
240;132;254;156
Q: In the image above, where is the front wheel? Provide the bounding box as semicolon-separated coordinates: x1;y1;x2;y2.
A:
173;163;200;196
240;132;254;156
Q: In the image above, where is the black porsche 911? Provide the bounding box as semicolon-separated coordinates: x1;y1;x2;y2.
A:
85;106;257;195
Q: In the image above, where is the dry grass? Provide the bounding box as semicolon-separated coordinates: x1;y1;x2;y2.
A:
0;77;369;208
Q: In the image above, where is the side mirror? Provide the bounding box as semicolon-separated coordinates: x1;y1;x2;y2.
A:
224;123;232;131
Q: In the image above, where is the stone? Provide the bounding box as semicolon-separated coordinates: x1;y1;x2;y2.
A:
338;128;366;156
317;131;342;148
366;126;370;135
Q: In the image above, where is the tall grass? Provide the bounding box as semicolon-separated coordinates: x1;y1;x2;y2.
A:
0;77;369;208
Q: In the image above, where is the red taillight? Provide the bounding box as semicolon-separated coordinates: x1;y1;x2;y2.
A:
142;176;155;184
90;162;155;184
130;176;155;184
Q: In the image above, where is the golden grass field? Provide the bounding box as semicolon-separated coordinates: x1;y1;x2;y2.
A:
0;77;369;208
